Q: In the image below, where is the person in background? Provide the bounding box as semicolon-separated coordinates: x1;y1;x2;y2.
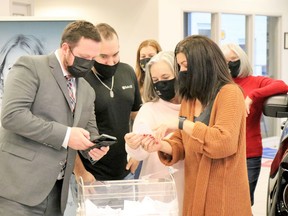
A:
0;20;108;216
133;39;162;178
125;50;184;215
0;34;45;118
139;35;252;215
221;43;288;206
74;23;142;182
135;39;162;97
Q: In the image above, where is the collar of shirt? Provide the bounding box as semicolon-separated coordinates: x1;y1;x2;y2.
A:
55;50;77;91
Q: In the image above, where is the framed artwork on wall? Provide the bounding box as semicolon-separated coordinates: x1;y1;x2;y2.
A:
0;18;73;111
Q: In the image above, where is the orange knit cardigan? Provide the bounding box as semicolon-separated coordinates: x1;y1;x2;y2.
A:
160;84;252;216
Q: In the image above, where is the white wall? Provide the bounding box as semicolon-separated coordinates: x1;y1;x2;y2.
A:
34;0;288;82
34;0;159;68
0;1;11;16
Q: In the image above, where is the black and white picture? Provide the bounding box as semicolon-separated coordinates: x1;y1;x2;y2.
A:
0;20;72;109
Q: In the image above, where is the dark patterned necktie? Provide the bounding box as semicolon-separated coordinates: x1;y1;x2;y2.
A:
65;75;76;112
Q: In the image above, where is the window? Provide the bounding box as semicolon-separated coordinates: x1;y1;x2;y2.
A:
184;12;281;138
255;16;268;76
220;14;246;49
184;12;211;38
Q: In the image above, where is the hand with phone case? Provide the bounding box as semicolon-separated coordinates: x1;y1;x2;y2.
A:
80;134;117;163
89;134;117;150
79;134;116;165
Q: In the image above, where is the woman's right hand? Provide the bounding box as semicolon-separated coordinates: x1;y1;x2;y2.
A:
141;134;163;153
124;132;144;149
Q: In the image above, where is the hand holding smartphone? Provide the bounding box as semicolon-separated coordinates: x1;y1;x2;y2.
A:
85;134;117;152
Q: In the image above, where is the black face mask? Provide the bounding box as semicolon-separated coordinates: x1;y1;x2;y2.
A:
228;60;240;78
139;58;151;72
153;78;176;101
67;56;94;78
178;70;188;90
94;61;119;80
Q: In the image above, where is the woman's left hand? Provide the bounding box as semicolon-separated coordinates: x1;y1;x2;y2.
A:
152;117;178;140
126;158;139;174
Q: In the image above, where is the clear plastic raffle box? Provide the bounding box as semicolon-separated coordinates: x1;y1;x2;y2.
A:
76;172;178;216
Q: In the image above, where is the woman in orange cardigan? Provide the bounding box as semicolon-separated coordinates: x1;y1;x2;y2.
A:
221;43;288;206
139;35;252;215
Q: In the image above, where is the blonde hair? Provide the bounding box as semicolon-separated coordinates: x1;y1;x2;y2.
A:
142;51;176;102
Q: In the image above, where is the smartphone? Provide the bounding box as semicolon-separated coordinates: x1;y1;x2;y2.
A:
87;134;117;151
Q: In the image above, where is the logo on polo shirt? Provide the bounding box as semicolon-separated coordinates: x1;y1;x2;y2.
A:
122;85;133;90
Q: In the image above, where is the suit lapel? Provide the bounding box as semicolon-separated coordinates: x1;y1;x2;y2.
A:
48;54;72;110
73;78;85;125
48;53;88;126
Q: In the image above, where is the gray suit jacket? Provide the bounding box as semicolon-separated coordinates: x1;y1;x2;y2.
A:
0;53;98;213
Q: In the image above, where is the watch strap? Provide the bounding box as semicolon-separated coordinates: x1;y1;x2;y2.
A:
178;116;187;130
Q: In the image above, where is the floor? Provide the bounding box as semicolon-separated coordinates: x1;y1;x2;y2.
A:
252;136;280;216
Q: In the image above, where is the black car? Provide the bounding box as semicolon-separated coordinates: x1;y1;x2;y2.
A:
264;93;288;215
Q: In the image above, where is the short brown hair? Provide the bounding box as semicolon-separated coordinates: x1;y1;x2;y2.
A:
60;20;101;48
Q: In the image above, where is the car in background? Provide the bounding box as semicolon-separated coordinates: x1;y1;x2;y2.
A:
264;93;288;216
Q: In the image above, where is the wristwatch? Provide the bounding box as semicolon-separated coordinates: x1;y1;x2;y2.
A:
178;116;187;130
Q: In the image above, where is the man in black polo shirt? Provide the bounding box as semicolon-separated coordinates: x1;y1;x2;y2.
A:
74;23;142;181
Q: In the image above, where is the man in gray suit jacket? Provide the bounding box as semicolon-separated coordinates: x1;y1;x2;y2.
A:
0;20;109;216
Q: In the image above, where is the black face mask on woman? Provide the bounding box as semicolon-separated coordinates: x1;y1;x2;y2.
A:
153;78;176;101
94;61;119;80
178;70;188;92
67;56;94;78
139;58;151;72
228;60;240;78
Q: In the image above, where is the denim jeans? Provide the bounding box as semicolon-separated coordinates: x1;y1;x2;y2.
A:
123;172;135;180
133;161;143;179
247;156;262;206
